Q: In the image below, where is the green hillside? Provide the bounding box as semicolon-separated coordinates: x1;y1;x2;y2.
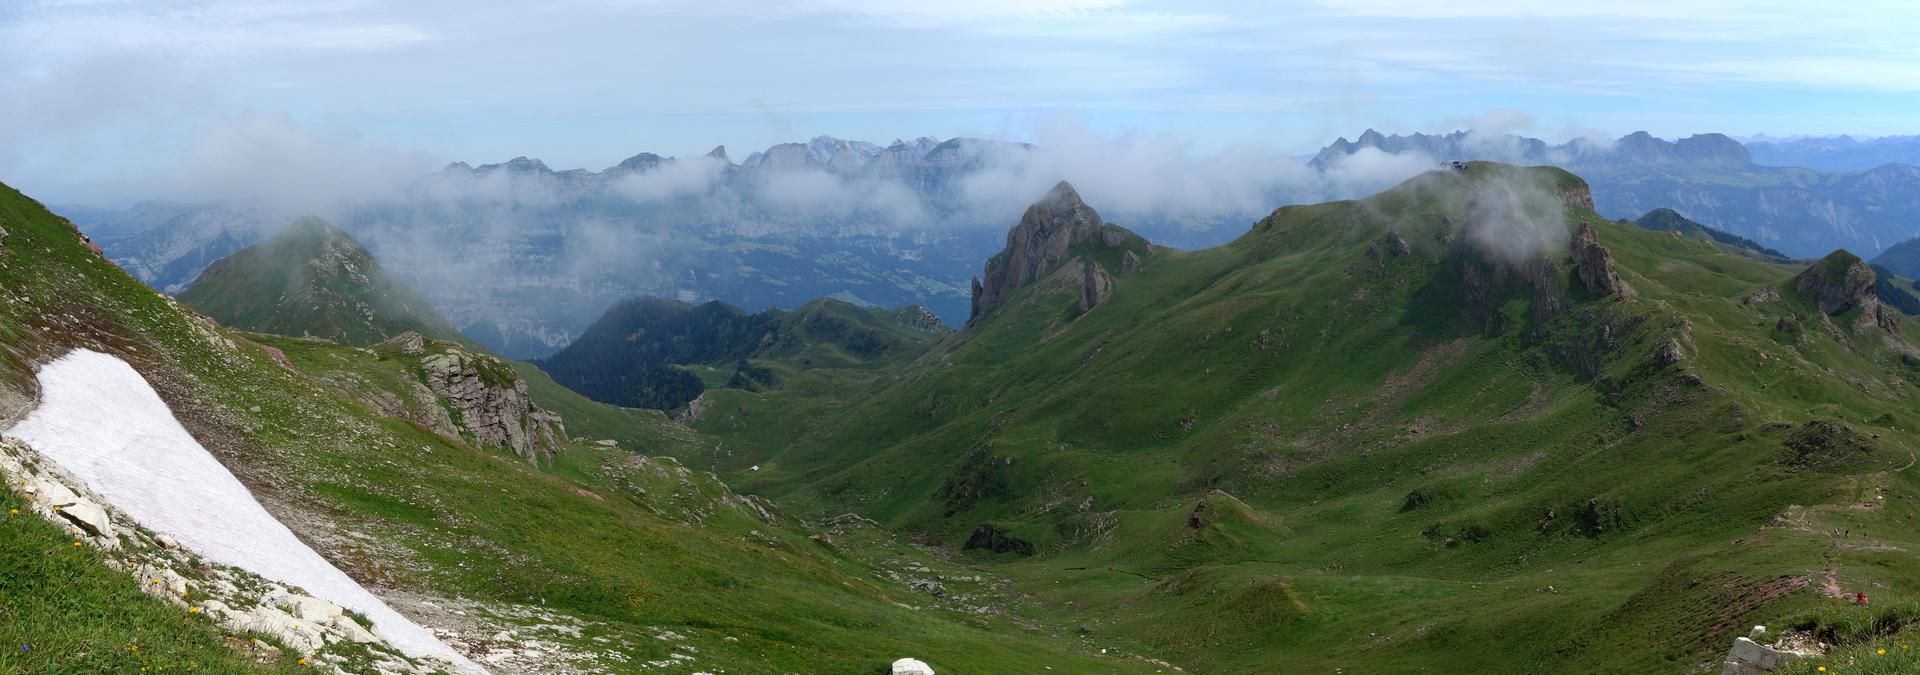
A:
177;217;466;347
675;163;1920;672
1632;206;1791;260
0;181;1163;673
539;294;949;409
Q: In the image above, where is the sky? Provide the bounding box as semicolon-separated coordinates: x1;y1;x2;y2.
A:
3;0;1919;205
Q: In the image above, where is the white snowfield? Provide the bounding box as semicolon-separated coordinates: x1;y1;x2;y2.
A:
8;349;481;672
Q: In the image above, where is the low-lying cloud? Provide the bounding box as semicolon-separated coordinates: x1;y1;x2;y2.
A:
1463;169;1569;266
166;114;433;216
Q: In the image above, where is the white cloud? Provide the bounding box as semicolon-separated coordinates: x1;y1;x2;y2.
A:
612;156;727;203
165;114;433;214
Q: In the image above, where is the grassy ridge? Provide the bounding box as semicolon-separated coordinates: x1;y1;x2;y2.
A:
685;165;1920;671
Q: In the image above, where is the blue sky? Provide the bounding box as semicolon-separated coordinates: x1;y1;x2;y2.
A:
4;0;1919;204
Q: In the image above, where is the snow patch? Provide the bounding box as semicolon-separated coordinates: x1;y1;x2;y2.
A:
7;349;481;671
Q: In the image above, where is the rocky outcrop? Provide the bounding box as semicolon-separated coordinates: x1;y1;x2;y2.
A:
1077;262;1114;315
1795;250;1899;332
1121;249;1144;273
1570;221;1629;297
891;304;951;334
970;181;1111;323
1385;230;1412;257
420;348;567;462
375;330;427;356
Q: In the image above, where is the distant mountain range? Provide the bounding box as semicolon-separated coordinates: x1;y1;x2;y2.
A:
64;128;1920;359
1313;129;1920;259
1745;134;1920;172
65;133;1355;359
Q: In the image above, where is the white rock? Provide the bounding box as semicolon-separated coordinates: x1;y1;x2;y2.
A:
234;606;326;655
334;615;382;644
1749;625;1767;640
892;657;936;675
280;594;347;623
56;498;115;539
1722;637;1799;674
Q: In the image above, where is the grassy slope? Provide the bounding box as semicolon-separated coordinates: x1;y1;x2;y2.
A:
0;182;1161;673
686;165;1920;672
177;217;465;348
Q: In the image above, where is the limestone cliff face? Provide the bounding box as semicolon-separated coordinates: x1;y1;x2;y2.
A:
395;334;567;462
970;181;1108;323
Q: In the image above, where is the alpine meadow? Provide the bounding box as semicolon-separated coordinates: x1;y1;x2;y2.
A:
6;2;1920;674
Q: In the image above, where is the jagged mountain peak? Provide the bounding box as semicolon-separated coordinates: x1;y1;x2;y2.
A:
968;180;1145;324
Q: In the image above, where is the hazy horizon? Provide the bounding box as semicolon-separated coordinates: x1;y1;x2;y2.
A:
6;0;1920;206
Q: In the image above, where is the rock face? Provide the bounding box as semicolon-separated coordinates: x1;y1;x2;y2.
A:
1121;249;1144;273
420;348;567;462
1570;221;1628;297
1077;262;1114;315
1795;250;1899;332
970;181;1108;323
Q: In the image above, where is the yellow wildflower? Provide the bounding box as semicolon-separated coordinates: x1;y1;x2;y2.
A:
1880;648;1889;655
71;541;82;547
297;658;307;666
188;607;201;614
7;508;16;516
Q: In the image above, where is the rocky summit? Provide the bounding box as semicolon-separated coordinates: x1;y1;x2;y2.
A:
969;181;1148;323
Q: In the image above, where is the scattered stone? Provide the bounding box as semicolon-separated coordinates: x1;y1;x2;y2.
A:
594;439;619;447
